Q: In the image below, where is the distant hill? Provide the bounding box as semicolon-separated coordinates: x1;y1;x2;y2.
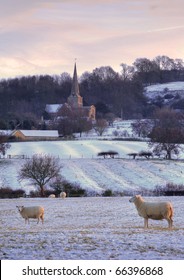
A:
144;82;184;108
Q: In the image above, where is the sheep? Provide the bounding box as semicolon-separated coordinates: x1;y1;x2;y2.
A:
60;191;66;199
48;194;56;198
129;195;173;229
16;206;44;224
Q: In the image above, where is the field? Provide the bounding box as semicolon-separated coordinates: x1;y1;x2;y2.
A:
1;140;184;194
1;139;184;260
0;196;184;260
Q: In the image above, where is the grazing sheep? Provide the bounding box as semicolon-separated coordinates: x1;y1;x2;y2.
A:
60;191;66;199
16;206;44;224
48;194;56;198
129;195;173;229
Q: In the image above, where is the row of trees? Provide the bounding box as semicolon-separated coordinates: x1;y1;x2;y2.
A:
0;55;184;130
132;55;184;85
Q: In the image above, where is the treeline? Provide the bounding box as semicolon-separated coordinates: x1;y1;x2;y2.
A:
0;55;184;129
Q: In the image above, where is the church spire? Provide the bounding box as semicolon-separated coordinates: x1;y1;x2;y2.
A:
71;62;80;96
67;62;83;108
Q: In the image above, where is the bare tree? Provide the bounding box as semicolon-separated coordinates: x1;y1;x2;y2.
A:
19;154;62;197
131;119;153;137
149;108;184;159
94;119;108;136
56;105;92;137
154;55;175;71
120;63;134;81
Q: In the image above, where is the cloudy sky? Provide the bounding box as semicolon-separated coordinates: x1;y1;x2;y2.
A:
0;0;184;78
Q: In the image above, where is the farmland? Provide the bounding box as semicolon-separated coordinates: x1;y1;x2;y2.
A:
1;140;184;194
0;140;184;260
0;196;184;260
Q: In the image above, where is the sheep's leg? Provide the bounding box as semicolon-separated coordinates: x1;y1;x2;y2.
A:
167;218;173;229
171;218;173;228
40;214;44;224
144;218;148;228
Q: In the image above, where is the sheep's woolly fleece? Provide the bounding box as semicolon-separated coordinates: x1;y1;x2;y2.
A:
129;195;173;228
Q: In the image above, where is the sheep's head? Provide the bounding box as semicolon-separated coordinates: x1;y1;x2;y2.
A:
16;206;24;212
129;194;142;203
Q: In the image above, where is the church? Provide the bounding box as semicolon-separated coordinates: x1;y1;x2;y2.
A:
45;63;96;121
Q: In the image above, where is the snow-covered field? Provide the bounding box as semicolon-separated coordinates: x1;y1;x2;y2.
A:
145;81;184;93
0;196;184;260
1;140;184;194
144;81;184;101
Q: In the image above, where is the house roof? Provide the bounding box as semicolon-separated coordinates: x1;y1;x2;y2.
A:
12;130;59;137
45;104;64;113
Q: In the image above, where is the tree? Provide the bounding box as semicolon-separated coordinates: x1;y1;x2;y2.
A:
97;151;119;158
149;108;184;159
18;154;62;197
133;57;159;85
154;55;175;71
120;63;134;81
56;105;93;137
94;119;108;136
0;133;11;156
131;119;153;137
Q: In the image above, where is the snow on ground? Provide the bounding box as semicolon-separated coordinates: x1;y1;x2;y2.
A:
1;139;184;260
145;81;184;93
144;81;184;101
0;196;183;260
1;140;184;194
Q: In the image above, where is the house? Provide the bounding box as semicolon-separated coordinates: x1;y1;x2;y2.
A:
11;130;59;141
45;63;96;121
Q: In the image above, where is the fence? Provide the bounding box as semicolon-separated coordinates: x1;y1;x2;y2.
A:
6;154;29;159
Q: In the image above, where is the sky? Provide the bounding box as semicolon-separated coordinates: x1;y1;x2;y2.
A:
0;0;184;78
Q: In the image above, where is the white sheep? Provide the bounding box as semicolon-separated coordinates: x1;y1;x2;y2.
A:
60;191;66;199
129;195;173;229
16;206;44;224
48;194;56;198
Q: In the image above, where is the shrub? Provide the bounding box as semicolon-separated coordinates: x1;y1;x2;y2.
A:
153;183;184;196
60;180;86;197
127;152;138;159
29;190;40;197
0;187;25;198
102;189;113;196
138;151;153;159
97;151;119;158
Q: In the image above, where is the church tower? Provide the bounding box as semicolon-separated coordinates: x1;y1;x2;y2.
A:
67;62;83;108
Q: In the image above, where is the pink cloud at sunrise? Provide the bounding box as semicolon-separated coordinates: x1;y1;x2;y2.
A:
0;0;183;78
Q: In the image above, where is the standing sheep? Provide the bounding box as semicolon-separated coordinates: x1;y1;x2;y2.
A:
16;206;44;224
60;191;66;199
129;195;173;229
